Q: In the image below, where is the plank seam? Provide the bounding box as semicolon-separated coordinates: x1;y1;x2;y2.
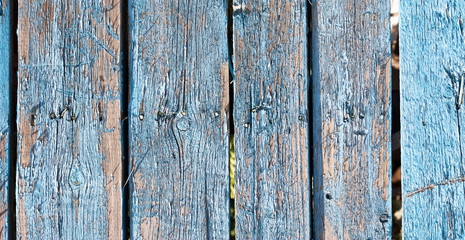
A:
121;0;130;238
8;0;17;238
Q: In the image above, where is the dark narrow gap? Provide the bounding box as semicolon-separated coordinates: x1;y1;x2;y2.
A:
121;0;130;239
8;0;18;239
390;0;401;239
226;0;235;239
306;0;313;239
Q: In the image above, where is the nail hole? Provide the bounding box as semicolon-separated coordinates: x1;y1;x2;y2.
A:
325;193;333;200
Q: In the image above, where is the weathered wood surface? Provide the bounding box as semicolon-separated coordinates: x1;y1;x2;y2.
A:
0;0;10;238
312;0;391;239
17;0;122;239
232;0;310;239
129;0;230;239
401;1;465;238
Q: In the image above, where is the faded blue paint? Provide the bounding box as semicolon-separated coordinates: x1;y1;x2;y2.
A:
16;1;122;239
312;0;392;239
232;0;311;239
129;0;230;239
0;0;10;238
401;1;465;239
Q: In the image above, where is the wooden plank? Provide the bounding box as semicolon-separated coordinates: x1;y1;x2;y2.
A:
312;0;391;239
16;0;122;238
232;0;310;239
128;0;230;239
400;1;465;238
0;0;10;238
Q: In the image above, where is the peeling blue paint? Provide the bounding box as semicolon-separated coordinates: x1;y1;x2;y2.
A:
401;1;465;239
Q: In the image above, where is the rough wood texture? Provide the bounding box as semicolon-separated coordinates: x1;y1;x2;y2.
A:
17;0;122;238
401;1;465;238
0;0;10;238
232;0;310;239
312;0;391;239
129;0;230;239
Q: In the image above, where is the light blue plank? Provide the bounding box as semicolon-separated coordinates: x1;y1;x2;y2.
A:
401;1;465;238
233;0;311;239
0;1;10;239
128;0;230;239
312;0;392;239
16;1;122;239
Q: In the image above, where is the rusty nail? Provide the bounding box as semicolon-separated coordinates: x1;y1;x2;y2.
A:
50;112;56;119
422;121;426;126
379;214;389;223
325;193;333;200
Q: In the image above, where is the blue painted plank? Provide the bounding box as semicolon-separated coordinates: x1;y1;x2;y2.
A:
16;1;122;239
232;0;311;239
312;0;392;239
400;1;465;238
128;0;230;239
0;0;10;239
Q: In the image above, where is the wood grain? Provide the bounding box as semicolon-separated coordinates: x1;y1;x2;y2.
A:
401;1;465;238
0;0;10;238
232;0;310;239
128;0;230;239
16;0;122;238
312;0;391;239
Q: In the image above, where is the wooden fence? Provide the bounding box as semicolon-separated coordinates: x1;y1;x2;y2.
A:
0;0;463;239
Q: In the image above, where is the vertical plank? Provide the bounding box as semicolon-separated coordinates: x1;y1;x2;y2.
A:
233;0;310;239
312;0;391;239
401;1;465;238
0;0;10;238
17;0;122;238
129;0;230;239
